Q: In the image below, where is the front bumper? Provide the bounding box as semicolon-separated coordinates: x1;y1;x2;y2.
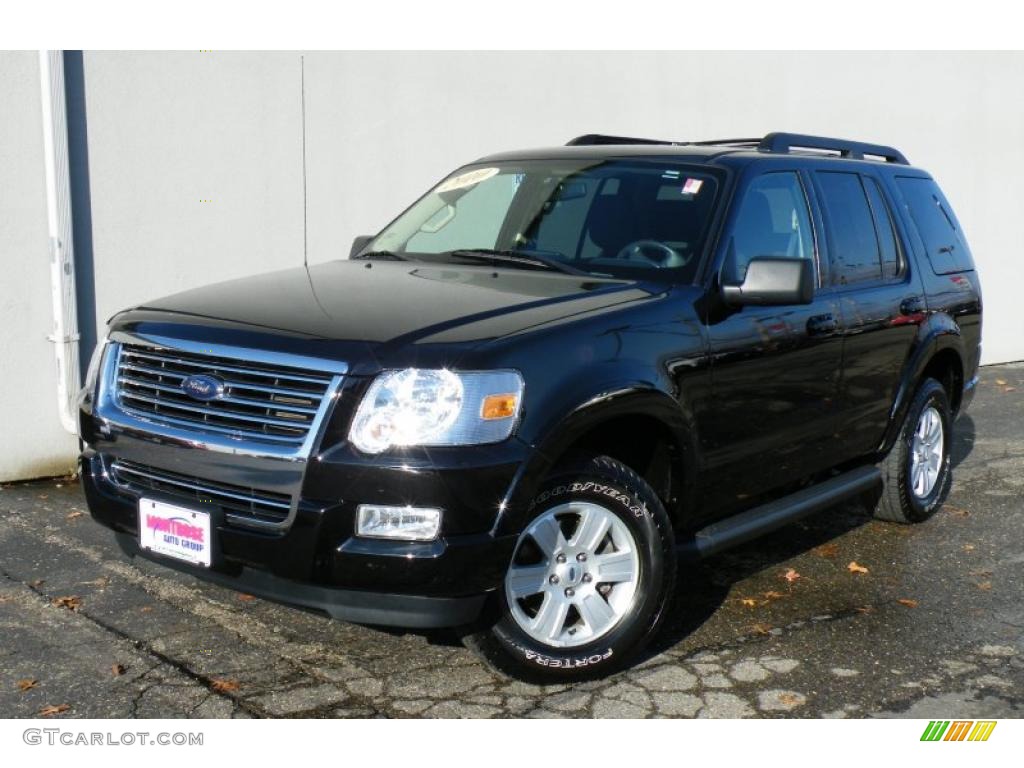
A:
80;438;523;628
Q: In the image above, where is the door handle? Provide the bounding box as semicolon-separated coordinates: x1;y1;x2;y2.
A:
900;296;926;315
806;313;838;335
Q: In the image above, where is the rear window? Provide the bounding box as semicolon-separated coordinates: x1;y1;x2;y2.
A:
895;176;974;275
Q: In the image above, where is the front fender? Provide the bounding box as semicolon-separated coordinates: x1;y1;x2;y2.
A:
492;385;698;538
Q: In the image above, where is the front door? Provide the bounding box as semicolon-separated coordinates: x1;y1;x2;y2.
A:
701;170;845;514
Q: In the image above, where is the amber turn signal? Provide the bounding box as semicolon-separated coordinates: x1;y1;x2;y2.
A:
481;393;518;420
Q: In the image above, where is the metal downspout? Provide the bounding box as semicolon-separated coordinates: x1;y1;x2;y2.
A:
39;50;81;434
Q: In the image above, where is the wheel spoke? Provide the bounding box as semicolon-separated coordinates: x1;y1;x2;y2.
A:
530;593;569;641
506;564;549;599
578;592;615;632
529;515;567;558
593;550;636;583
570;505;611;551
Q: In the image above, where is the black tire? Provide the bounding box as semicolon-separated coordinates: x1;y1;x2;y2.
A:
465;455;676;683
873;377;952;523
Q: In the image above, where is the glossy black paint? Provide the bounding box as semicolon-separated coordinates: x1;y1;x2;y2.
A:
80;141;981;627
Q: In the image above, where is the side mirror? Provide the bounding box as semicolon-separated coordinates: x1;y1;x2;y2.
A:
722;257;814;306
350;235;373;259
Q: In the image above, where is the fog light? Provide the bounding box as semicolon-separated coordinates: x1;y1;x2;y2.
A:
356;505;442;541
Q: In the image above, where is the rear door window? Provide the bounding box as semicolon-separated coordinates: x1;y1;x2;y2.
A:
815;171;883;286
895;176;973;275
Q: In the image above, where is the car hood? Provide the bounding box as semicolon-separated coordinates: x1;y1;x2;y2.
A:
137;259;658;347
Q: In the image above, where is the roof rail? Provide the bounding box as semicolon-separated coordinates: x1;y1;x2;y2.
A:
566;131;909;164
566;134;676;146
758;132;909;164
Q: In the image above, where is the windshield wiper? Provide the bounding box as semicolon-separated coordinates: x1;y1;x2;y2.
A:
445;249;587;276
352;250;409;261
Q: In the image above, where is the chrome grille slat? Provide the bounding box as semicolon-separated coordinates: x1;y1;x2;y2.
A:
114;343;335;446
118;391;318;430
121;362;323;399
117;376;319;414
109;459;291;529
120;349;332;386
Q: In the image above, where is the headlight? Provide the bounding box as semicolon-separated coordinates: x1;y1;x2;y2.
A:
349;368;523;453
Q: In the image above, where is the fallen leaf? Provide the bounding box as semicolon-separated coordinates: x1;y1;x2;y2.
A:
945;505;970;517
237;593;256;602
750;623;773;636
976;581;992;591
140;605;153;613
210;678;240;693
782;568;801;583
37;494;49;500
51;595;82;611
855;605;875;614
813;542;840;558
739;597;759;607
111;664;127;677
66;509;84;520
847;561;870;575
897;598;919;608
962;544;976;552
995;379;1007;386
38;704;69;717
1002;386;1016;393
16;679;38;692
779;692;802;707
763;591;786;600
28;579;45;588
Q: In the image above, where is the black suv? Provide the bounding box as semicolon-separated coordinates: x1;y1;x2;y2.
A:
79;132;982;681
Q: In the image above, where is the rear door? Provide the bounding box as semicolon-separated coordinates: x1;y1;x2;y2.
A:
811;169;926;458
702;170;845;512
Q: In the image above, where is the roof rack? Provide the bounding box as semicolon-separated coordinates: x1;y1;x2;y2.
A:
565;132;909;164
565;134;677;146
758;132;909;164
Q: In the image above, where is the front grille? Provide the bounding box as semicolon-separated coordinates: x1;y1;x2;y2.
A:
114;343;335;446
109;459;291;528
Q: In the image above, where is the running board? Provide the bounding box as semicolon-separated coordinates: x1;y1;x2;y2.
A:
681;465;881;559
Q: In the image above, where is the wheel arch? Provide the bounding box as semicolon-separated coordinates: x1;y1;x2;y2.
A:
495;386;698;538
879;319;965;455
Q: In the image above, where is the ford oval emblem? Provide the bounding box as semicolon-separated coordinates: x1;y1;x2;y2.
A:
180;374;224;402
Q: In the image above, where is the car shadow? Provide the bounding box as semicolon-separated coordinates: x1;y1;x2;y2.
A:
389;416;977;660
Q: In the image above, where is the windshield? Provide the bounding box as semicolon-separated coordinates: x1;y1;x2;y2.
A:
365;159;723;281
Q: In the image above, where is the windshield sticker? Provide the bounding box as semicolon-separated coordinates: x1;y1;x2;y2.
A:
682;178;704;195
436;167;500;193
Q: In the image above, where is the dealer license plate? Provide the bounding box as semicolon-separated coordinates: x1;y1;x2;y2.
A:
138;498;212;568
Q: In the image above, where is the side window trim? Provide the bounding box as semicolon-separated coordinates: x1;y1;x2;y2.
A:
861;173;907;282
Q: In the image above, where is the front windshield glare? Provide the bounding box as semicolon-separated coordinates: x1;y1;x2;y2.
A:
367;160;720;280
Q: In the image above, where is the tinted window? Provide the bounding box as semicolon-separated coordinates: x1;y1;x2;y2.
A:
816;171;882;285
371;160;722;282
895;176;973;275
863;177;901;280
727;172;814;283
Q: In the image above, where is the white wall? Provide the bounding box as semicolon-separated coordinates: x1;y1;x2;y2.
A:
0;52;79;481
303;52;1023;365
1;51;1022;480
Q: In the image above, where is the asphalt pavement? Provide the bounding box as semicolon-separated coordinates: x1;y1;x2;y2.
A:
1;363;1021;718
